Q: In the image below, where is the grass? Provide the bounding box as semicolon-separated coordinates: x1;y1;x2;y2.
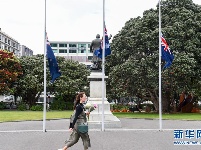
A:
0;110;73;122
113;112;201;120
0;111;200;122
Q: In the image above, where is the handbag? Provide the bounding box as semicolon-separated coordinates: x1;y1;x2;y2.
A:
78;123;88;133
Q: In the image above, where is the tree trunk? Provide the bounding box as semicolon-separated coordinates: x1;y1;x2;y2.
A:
148;89;159;112
162;97;171;112
148;89;172;113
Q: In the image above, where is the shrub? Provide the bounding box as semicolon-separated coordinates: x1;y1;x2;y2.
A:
51;95;66;110
0;101;5;110
17;102;26;111
111;104;129;111
140;104;155;111
66;101;73;110
51;100;66;110
30;105;43;111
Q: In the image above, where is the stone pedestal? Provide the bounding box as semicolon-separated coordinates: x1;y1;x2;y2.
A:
87;71;121;129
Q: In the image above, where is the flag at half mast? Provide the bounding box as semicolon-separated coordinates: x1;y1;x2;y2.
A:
46;34;61;83
161;34;174;69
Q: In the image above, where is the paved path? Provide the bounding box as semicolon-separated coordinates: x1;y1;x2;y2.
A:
0;118;201;150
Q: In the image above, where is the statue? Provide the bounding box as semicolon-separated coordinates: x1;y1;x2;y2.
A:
90;34;112;70
90;34;102;70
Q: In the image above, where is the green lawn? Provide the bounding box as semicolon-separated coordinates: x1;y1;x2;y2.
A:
0;111;200;122
113;112;201;120
0;110;73;122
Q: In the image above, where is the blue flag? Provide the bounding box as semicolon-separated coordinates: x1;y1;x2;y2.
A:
161;34;174;69
46;35;61;83
94;25;111;59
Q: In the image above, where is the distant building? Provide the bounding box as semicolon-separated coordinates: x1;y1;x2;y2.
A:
0;28;20;57
20;45;33;56
0;28;33;57
50;41;93;64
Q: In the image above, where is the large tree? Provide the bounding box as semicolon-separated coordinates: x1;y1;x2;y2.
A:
0;50;22;95
106;0;201;112
17;55;90;106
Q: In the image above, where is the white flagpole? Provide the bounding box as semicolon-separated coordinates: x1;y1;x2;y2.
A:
43;0;47;132
158;0;162;131
101;0;105;131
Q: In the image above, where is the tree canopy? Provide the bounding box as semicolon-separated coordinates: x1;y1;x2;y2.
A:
106;0;201;112
16;55;90;106
0;50;22;95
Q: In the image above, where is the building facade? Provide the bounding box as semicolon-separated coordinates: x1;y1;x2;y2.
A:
0;28;20;56
20;45;33;56
0;28;33;57
50;41;93;63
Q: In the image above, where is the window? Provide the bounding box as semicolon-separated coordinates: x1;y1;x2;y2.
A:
50;43;57;47
78;48;86;53
59;44;67;47
69;44;77;47
5;38;7;43
59;49;67;53
8;40;10;45
0;35;1;41
69;49;77;53
52;49;58;53
78;44;86;48
88;56;93;61
88;44;91;48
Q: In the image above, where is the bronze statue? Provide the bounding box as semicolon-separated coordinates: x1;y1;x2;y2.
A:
90;34;102;70
90;34;112;70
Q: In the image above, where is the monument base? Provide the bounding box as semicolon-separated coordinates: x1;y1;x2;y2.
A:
88;115;122;129
87;71;121;129
87;98;121;129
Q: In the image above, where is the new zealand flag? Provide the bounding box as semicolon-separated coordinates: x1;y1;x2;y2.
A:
46;34;61;83
161;34;174;69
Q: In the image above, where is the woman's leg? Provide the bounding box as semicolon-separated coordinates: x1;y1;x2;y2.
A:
80;132;91;150
62;146;67;150
64;130;80;149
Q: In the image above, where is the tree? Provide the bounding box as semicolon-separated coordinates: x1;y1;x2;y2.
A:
106;0;201;112
48;56;90;109
0;50;22;95
16;55;44;106
17;55;90;107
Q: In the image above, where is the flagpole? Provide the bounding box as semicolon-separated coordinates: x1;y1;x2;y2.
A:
158;0;162;131
101;0;105;132
43;0;47;132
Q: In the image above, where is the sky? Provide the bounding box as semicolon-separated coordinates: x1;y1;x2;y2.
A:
1;0;201;55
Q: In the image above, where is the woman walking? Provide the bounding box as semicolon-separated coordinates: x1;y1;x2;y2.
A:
60;92;91;150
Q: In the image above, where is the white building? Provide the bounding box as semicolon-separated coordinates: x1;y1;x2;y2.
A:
50;41;93;64
0;28;20;57
20;45;33;56
0;28;33;57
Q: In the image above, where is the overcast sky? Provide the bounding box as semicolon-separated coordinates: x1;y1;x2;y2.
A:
1;0;201;55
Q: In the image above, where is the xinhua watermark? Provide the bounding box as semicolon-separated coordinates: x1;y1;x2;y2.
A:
174;129;201;145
